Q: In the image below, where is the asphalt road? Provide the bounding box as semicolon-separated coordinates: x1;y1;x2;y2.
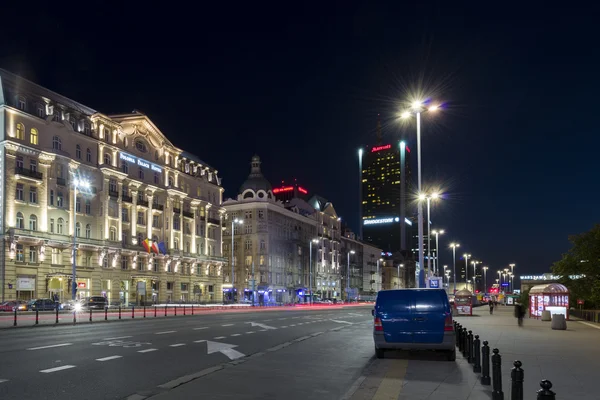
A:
0;306;375;400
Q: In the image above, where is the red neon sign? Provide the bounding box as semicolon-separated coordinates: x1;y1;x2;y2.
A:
371;144;391;152
273;186;294;194
298;187;308;194
77;282;86;288
406;146;411;153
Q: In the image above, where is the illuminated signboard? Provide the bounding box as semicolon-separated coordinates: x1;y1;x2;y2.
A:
273;186;309;195
363;217;400;225
519;274;585;281
120;152;162;173
371;144;391;153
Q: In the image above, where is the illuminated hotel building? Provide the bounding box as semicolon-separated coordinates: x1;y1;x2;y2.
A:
359;140;412;254
223;158;343;303
272;181;309;203
0;69;226;304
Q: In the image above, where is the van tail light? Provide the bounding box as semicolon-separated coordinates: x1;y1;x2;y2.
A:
444;313;453;331
374;317;383;331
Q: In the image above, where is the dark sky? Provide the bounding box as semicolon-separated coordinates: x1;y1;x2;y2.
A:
2;2;599;279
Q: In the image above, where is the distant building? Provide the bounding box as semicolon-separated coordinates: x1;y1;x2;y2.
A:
340;231;382;299
272;180;309;203
358;125;412;254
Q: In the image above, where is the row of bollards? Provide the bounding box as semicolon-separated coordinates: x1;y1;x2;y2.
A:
453;321;557;399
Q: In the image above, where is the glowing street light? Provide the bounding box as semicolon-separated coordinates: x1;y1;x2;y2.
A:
400;100;441;287
432;229;445;276
346;250;356;300
482;266;489;294
419;192;442;279
464;253;471;289
450;243;460;293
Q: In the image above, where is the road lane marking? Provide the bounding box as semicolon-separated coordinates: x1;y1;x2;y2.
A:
0;379;8;384
248;321;277;330
193;327;209;330
231;333;241;337
330;319;353;325
372;359;408;400
221;324;234;326
281;326;288;328
278;318;287;320
155;331;177;335
214;336;226;339
259;329;267;332
579;321;600;330
245;331;255;334
138;348;158;353
290;324;296;326
170;344;186;347
103;336;132;340
27;343;73;351
96;356;123;362
264;319;273;322
40;365;76;373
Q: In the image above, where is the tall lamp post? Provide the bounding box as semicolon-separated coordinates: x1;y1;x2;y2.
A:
482;266;489;294
419;192;440;278
376;258;383;292
346;250;355;301
401;102;440;287
450;243;460;293
471;260;480;292
397;263;404;288
463;253;471;290
71;178;90;300
432;229;445;276
504;268;509;293
231;218;243;302
309;238;319;305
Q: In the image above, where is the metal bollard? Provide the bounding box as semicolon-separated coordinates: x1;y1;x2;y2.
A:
458;325;463;352
154;306;157;317
455;323;460;347
73;310;76;324
119;306;122;320
36;309;39;325
536;380;556;400
132;306;135;319
467;331;474;363
56;307;59;324
184;305;186;316
192;305;194;315
481;341;491;385
492;348;504;400
165;305;167;316
105;307;108;320
14;308;17;327
89;308;92;322
462;328;468;357
175;306;177;316
473;335;481;373
511;360;524;400
144;306;146;318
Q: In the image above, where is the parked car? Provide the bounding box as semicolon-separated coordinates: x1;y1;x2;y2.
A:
60;300;78;310
372;288;456;361
0;301;25;312
80;296;108;310
27;298;58;311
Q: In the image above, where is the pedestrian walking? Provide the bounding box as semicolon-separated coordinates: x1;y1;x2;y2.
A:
489;299;494;315
514;302;524;327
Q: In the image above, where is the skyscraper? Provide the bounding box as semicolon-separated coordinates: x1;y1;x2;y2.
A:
358;120;412;254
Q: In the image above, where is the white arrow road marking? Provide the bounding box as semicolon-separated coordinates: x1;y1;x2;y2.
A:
330;319;353;325
248;322;277;330
196;340;245;360
27;343;73;351
40;365;76;373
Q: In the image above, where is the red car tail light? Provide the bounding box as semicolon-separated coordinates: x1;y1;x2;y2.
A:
444;313;453;331
374;316;383;331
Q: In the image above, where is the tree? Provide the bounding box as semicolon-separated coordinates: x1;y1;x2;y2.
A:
552;224;600;308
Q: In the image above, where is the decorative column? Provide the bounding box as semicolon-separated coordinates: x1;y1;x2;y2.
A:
147;192;153;240
103;176;109;239
190;203;198;254
117;181;123;240
178;198;184;251
39;154;55;232
204;204;211;256
168;197;174;249
131;189;138;242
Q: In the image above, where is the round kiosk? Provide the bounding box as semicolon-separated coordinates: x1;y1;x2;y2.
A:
528;283;570;320
454;289;473;316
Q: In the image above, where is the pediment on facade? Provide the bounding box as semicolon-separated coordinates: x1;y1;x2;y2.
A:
110;113;179;154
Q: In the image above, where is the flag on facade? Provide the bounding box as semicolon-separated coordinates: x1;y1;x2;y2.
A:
158;241;167;255
151;241;159;254
142;238;151;253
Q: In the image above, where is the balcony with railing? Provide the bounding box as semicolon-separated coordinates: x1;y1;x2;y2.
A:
108;190;119;199
207;217;221;225
15;167;43;180
57;177;67;186
138;199;149;207
154;203;164;211
183;210;194;219
173;207;181;214
122;194;133;203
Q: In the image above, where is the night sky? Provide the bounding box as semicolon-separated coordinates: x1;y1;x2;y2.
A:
2;2;599;280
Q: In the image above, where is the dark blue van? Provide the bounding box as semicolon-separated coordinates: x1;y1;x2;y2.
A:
372;288;456;360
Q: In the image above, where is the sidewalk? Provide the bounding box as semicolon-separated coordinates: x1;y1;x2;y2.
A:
348;305;600;399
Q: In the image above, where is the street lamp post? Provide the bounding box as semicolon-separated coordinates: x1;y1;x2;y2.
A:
71;178;90;300
401;102;439;288
450;243;460;293
347;250;355;301
471;260;479;292
464;253;471;290
309;238;319;305
432;229;444;276
231;218;243;302
483;266;489;294
397;263;404;289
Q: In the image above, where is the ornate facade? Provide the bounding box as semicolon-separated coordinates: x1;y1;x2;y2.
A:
0;69;226;305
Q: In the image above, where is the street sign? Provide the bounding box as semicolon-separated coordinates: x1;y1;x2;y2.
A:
577;299;584;305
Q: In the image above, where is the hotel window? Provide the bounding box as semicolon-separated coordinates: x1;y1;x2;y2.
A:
36;104;44;118
103;153;111;165
138;168;144;180
86;148;92;162
52;136;62;150
76;222;81;237
121;162;128;174
84;122;91;136
29;159;37;172
29;246;37;263
50;218;54;233
245;211;252;219
85;199;91;214
16;155;23;169
18;97;26;110
16;244;24;262
86;224;91;238
16;123;25;140
57;192;64;207
53;110;60;122
173;218;180;231
245;224;252;234
30;128;38;145
245;239;252;250
16;184;24;201
121;256;128;270
110;227;117;241
174;238;179;250
260;240;266;250
258;210;264;219
29;214;37;231
76;145;81;159
122;208;129;222
154;172;159;184
109;179;117;193
152;215;159;228
76;196;81;212
16;212;24;229
137;212;145;225
29;187;37;204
